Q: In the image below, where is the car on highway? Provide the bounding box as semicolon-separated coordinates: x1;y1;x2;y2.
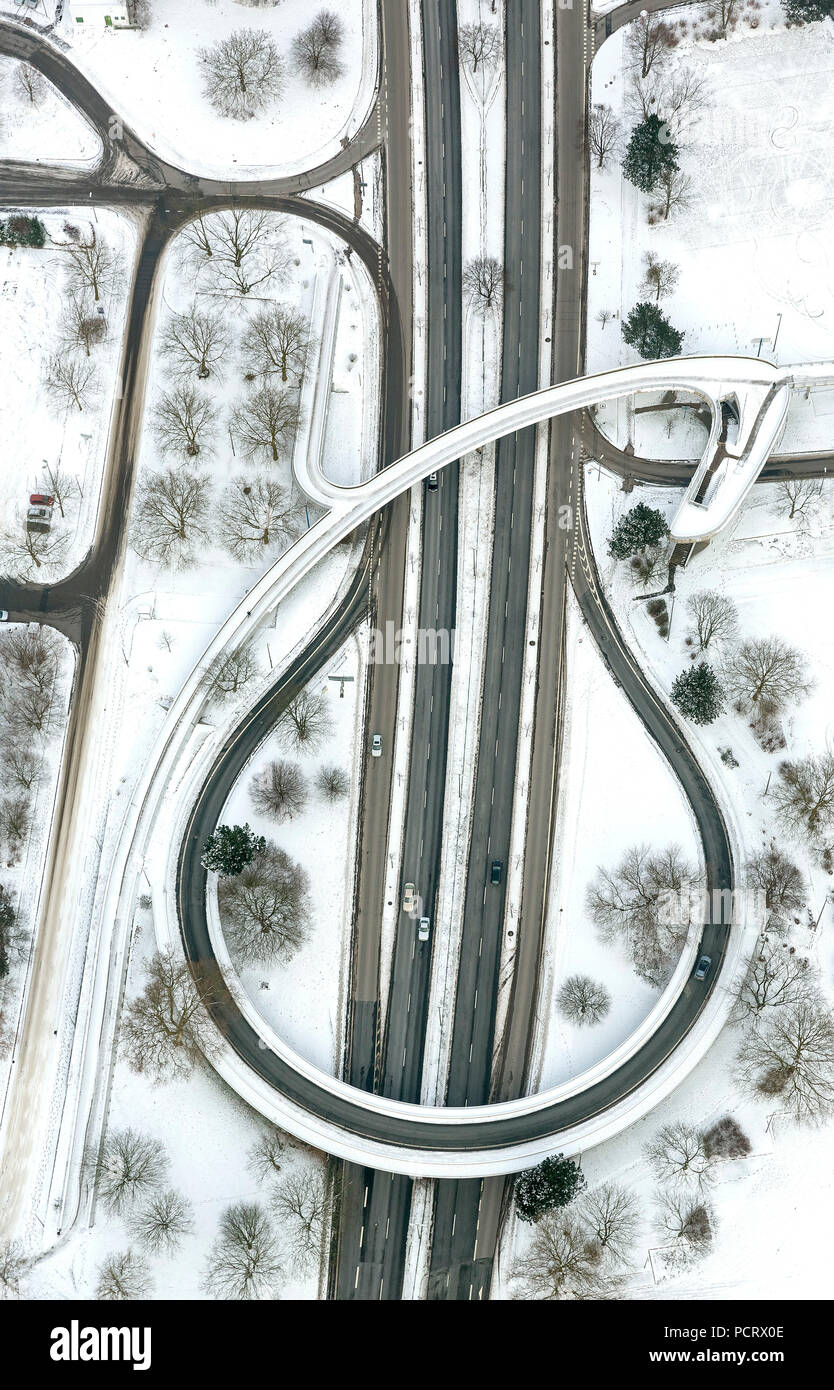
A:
427;472;439;491
0;611;8;622
490;860;503;885
403;882;417;913
371;733;382;757
417;916;430;942
694;955;712;981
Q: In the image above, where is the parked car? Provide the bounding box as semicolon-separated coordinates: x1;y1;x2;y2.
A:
403;882;417;913
417;916;430;942
29;493;54;507
490;860;503;885
26;505;52;534
694;955;712;981
371;733;382;757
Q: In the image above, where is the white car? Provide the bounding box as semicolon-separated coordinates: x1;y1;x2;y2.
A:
0;611;7;622
403;882;417;913
371;733;382;757
417;917;430;942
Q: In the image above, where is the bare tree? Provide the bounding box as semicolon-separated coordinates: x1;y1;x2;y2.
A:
14;62;46;105
645;1121;715;1190
513;1211;613;1301
293;10;346;87
202;209;289;297
727;636;811;715
218;842;310;966
1;796;31;861
242;304;312;385
60;293;106;357
656;166;692;221
131;467;213;569
200;28;285;119
640;251;679;303
0;525;68;581
587;844;702;987
557;974;611;1026
706;0;741;37
777;478;823;521
43;353;99;412
217;474;302;562
458;21;501;73
580;1182;641;1268
121;950;221;1081
276;690;333;753
2;741;43;793
248;1128;286;1182
595;308;614;331
96;1249;153;1301
660;68;711;140
131;1189;194;1254
0;883;24;979
655;1191;714;1252
178;212;215;267
736;997;834;1121
272;1169;329;1271
746;846;805;931
0;1240;28;1298
231;385;300;464
316;764;349;801
160;302;231;380
773;751;834;840
38;463;79;519
250;759;308;822
8;685;58;738
462;256;504;313
701;1115;751;1160
88;1128;168;1215
625;13;678;79
1;625;61;694
65;236;117;302
687;589;738;652
205;642;261;699
153;384;217;459
204;1202;282;1300
734;937;813;1020
589;103;620;169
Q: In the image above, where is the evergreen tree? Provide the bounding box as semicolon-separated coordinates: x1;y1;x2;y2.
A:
622;115;679;193
201;823;266;877
514;1155;587;1223
0;214;46;248
783;0;834;21
671;662;724;725
621;301;684;359
608;502;669;560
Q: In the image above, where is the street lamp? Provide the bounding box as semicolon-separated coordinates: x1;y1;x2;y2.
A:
773;312;783;354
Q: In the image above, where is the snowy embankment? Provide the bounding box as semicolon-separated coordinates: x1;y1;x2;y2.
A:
0;56;101;165
63;0;377;181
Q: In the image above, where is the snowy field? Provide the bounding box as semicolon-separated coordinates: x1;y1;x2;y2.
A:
0;56;100;165
0;207;136;582
62;0;376;181
588;11;834;454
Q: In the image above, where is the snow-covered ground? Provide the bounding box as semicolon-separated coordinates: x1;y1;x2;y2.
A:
0;55;101;165
588;11;834;455
0;207;136;581
62;0;376;181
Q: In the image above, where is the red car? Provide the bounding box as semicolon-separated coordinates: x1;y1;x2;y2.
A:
29;493;55;507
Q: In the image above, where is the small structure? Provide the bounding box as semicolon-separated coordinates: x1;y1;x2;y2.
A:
68;0;132;26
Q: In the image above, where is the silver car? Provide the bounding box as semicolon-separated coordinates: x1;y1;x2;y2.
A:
417;917;430;942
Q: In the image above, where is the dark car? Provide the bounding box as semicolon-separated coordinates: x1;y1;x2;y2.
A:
490;860;503;885
694;955;712;981
427;472;439;491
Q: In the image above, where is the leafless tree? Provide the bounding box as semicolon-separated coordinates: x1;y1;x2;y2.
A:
640;251;679;303
38;463;79;519
205;643;262;699
655;1191;714;1251
1;625;61;694
0;883;24;979
701;1116;751;1160
746;846;805;931
595;308;614;331
121;950;222;1081
178;212;215;267
706;0;741;37
217;474;302;562
686;589;738;652
276;690;333;753
736;996;834;1122
589;103;620;168
272;1169;329;1271
250;759;308;822
200;28;285;119
316;764;349;801
513;1211;613;1301
587;844;702;987
580;1182;641;1268
231;385;300;464
60;293;106;357
645;1121;715;1190
661;68;711;140
727;636;811;716
1;796;31;861
248;1127;286;1182
153;384;217;459
203;209;290;297
773;751;834;840
204;1202;282;1300
96;1249;153;1301
160;302;231;380
131;1189;194;1254
625;13;678;80
655;166;693;221
88;1128;168;1215
65;236;118;302
0;1240;28;1298
557;974;611;1026
293;10;346;87
458;21;501;73
462;255;504;313
2;741;43;793
0;525;68;581
8;685;58;738
43;353;99;412
131;467;213;569
734;937;813;1019
242;303;312;385
777;478;823;521
14;62;46;105
218;842;310;966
